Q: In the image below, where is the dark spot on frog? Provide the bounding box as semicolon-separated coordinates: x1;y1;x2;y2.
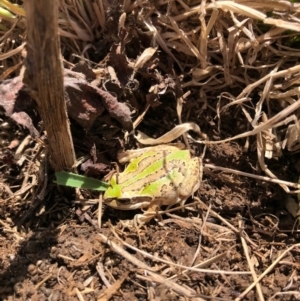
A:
161;183;176;194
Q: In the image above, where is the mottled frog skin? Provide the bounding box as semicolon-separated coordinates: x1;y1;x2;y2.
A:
104;145;202;224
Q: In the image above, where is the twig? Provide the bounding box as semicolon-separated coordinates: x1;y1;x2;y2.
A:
100;231;251;275
239;219;265;301
204;164;300;191
235;243;300;300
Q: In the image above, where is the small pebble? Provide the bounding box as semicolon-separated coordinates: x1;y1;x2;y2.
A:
27;264;37;275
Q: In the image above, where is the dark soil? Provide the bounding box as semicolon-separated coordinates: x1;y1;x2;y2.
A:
1;2;300;300
1;108;300;301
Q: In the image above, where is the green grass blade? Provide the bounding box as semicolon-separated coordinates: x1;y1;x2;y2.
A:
55;172;109;191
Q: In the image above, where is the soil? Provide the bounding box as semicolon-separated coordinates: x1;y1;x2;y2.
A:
1;2;300;300
1;107;300;301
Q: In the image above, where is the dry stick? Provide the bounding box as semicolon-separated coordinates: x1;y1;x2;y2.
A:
256;132;293;193
99;231;251;275
269;291;300;300
137;271;206;301
237;65;300;99
143;18;183;71
96;262;111;287
200;96;300;145
0;17;21;44
0;43;25;61
176;95;190;147
204;164;300;191
197;198;259;249
0;61;23;80
97;272;129;301
98;233;153;271
168;252;229;281
239;220;265;301
235;243;300;301
98;233;206;300
191;202;212;266
34;274;53;290
74;288;85;301
97;193;103;229
23;0;75;171
173;1;266;22
15;135;32;159
237;27;286;52
101;231;239;300
132;103;151;129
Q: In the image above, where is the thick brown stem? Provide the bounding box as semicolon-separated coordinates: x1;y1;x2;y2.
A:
23;0;75;171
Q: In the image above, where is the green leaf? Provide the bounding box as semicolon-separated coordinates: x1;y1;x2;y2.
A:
55;172;109;191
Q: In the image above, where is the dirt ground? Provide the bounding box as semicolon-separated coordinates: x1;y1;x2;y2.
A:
1;1;300;300
1;104;300;301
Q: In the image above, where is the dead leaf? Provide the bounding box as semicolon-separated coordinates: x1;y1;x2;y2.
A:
134;47;157;70
135;122;203;145
107;44;134;86
81;159;110;176
64;76;132;131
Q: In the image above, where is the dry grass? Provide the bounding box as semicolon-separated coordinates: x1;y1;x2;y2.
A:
3;0;300;155
1;0;300;300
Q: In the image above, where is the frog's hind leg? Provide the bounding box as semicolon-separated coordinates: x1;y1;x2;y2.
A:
171;157;203;212
179;157;202;200
134;201;162;227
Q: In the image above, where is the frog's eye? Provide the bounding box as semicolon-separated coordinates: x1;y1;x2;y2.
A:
131;197;152;204
116;199;132;206
115;196;152;208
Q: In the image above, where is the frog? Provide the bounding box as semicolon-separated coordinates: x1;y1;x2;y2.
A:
103;144;203;225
